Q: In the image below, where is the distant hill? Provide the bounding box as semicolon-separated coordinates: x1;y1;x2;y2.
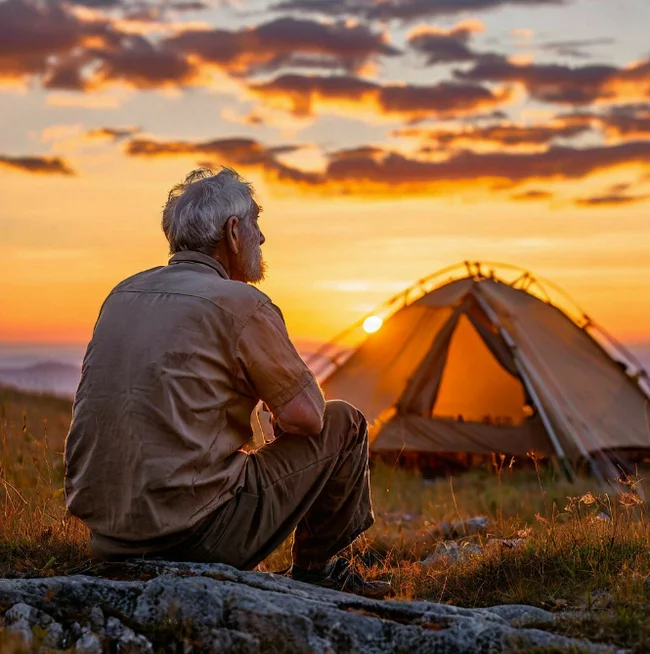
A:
0;361;80;398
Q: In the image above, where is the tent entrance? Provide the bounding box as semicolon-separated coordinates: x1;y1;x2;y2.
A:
432;313;530;427
371;300;553;458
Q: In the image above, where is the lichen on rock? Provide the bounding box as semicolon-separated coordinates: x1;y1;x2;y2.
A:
0;561;624;653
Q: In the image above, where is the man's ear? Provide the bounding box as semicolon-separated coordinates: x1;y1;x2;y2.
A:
225;215;240;255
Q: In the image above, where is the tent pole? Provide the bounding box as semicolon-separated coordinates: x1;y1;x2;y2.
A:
473;292;576;482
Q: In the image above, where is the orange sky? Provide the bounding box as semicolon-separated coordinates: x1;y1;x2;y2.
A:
1;156;649;347
1;0;650;351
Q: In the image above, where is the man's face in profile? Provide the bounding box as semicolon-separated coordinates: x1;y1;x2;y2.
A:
238;200;266;284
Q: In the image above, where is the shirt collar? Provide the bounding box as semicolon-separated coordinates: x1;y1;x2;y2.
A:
168;251;230;279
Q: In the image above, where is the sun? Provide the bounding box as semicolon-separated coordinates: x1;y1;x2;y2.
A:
362;315;383;334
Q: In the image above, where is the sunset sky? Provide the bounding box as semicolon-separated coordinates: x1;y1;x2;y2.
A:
1;0;649;360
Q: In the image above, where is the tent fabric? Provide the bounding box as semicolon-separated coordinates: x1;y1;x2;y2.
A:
321;305;453;424
397;299;470;416
321;275;650;460
372;415;551;455
479;282;650;457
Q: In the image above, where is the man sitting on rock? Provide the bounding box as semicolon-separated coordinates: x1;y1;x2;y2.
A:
64;167;390;599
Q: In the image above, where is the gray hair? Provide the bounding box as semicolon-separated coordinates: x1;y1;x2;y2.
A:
162;167;255;255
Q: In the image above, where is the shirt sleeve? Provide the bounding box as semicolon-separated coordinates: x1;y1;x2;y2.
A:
235;300;321;414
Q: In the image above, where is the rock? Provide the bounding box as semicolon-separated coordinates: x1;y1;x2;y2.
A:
435;516;489;539
0;561;622;653
89;606;105;633
4;601;66;649
105;616;153;653
75;626;104;654
418;540;483;565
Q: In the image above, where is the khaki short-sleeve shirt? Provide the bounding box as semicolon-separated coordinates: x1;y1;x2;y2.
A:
64;251;319;541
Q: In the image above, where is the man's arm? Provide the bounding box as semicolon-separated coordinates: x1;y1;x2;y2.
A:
275;379;325;436
236;300;326;436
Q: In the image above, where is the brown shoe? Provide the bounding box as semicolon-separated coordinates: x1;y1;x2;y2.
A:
290;558;392;599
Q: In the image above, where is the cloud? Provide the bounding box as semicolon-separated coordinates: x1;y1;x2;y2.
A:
0;0;109;81
249;73;513;119
538;37;615;59
0;155;75;175
407;20;488;65
125;135;321;185
0;0;203;91
394;120;590;148
87;35;200;90
166;17;400;77
599;104;650;140
575;193;650;207
168;1;209;11
321;141;650;193
86;126;141;140
272;0;565;22
121;132;650;199
510;189;553;200
556;104;650;141
458;55;650;105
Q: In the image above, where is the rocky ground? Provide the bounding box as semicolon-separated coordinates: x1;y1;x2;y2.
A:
0;560;628;653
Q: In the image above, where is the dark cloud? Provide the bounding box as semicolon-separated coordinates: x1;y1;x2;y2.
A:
457;56;650;105
67;0;121;6
250;73;512;119
407;22;489;65
166;17;399;76
89;36;199;90
510;189;553;200
538;37;615;59
126;136;293;162
394;121;590;147
600;104;650;139
0;0;201;91
273;0;564;22
86;126;141;141
0;0;106;80
575;193;650;206
323;141;650;189
122;132;650;198
169;1;209;11
556;105;650;140
125;136;321;184
0;155;75;175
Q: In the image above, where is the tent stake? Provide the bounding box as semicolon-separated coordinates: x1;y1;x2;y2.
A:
473;292;576;482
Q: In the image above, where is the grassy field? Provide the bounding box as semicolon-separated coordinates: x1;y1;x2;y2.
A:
2;385;650;650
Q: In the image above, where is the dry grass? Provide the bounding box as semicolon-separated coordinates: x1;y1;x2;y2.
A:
2;385;650;650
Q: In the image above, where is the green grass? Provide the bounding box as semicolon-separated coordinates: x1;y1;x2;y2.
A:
2;385;650;650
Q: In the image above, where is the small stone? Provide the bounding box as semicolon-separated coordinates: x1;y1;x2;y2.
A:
418;540;483;566
42;620;66;649
4;602;62;648
106;616;153;653
445;516;489;538
76;627;104;654
89;606;105;632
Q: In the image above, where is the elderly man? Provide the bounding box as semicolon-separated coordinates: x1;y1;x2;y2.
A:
64;167;389;598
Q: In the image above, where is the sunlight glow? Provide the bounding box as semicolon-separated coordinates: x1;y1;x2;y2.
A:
363;315;383;334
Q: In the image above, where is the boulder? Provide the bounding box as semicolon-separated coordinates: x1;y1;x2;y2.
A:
0;561;624;653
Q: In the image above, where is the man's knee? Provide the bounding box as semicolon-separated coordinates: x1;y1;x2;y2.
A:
323;400;368;448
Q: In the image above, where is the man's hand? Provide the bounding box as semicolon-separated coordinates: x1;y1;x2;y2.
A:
275;382;325;436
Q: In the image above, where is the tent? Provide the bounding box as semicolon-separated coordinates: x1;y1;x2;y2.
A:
314;263;650;479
